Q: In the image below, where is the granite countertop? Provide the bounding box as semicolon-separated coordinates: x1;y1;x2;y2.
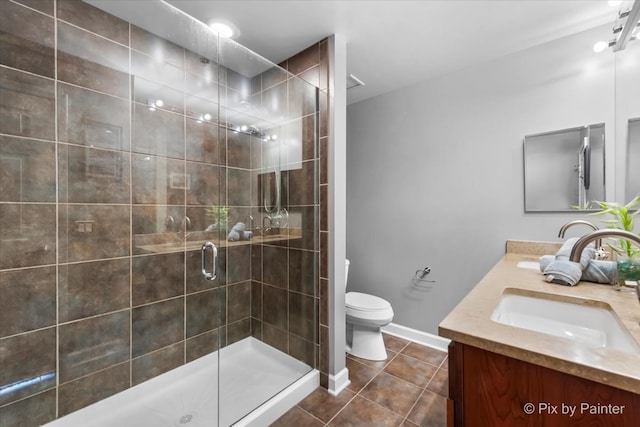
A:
438;240;640;394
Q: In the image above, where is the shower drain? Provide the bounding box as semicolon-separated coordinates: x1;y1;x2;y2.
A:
174;410;199;426
179;414;193;424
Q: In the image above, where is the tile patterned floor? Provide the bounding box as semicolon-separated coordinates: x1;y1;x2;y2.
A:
271;334;448;426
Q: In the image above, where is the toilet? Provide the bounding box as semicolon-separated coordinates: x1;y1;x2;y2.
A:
345;259;394;361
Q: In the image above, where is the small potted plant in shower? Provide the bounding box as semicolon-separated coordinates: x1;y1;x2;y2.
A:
205;205;229;233
590;195;640;290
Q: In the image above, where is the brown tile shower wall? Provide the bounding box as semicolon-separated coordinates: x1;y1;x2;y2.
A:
248;53;321;369
277;40;332;389
0;0;321;424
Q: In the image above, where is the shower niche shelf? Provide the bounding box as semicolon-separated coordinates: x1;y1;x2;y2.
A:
134;229;302;254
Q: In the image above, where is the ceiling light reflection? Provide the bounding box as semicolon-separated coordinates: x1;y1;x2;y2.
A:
593;41;608;52
208;21;234;38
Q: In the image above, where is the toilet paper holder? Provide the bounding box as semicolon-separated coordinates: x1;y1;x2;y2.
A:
415;267;435;283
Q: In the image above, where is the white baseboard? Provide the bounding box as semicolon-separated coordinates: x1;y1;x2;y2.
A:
382;323;451;352
327;367;351;396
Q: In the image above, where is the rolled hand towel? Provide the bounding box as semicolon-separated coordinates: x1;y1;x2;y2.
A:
554;237;595;269
540;247;596;271
539;256;616;285
228;222;251;241
542;237;596;286
538;255;554;272
227;222;243;241
582;260;617;284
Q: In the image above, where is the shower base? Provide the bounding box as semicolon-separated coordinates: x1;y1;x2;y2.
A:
45;337;318;427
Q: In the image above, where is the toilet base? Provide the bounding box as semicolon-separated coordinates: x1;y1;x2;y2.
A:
346;323;388;361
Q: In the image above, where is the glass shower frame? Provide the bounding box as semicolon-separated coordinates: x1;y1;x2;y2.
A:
0;0;319;425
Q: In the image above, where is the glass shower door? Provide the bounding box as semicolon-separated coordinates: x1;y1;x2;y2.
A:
180;22;226;427
127;11;226;426
216;32;319;426
97;4;320;423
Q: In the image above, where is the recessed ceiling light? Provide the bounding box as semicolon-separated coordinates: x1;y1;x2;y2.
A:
608;0;622;7
593;41;608;53
207;20;235;38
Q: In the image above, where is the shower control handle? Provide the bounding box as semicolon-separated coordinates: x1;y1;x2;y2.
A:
201;242;217;281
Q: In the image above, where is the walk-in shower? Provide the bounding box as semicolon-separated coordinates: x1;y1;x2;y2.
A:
0;0;320;425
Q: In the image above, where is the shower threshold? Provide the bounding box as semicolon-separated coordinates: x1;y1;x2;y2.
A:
44;337;318;427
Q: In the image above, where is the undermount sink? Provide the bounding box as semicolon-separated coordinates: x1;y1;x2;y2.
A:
491;289;640;354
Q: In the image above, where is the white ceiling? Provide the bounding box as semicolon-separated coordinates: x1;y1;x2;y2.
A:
88;1;626;105
165;0;622;105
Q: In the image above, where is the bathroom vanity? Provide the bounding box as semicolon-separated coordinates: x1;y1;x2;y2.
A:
439;241;640;426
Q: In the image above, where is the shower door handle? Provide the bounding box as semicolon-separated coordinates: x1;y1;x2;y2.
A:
201;242;217;281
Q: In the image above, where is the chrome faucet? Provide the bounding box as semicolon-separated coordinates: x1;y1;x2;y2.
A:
255;215;272;235
569;230;640;262
261;215;272;235
558;220;601;249
165;215;175;232
178;216;191;240
245;215;254;231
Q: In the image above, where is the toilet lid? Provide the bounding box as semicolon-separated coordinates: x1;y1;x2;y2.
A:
346;292;391;311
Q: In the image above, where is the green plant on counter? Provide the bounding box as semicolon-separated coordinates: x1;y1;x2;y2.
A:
589;195;640;258
205;205;229;229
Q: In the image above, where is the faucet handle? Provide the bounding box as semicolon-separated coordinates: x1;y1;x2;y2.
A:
595;246;609;260
165;216;175;232
182;216;191;230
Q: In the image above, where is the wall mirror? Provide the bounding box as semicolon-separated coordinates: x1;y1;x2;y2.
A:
524;123;605;212
517;0;639;212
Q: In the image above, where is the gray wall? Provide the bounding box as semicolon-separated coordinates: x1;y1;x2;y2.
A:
345;25;620;334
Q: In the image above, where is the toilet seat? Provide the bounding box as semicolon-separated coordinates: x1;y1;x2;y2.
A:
345;292;394;324
346;292;391;311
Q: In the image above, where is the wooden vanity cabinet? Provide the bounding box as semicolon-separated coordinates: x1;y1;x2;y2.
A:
447;341;640;427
